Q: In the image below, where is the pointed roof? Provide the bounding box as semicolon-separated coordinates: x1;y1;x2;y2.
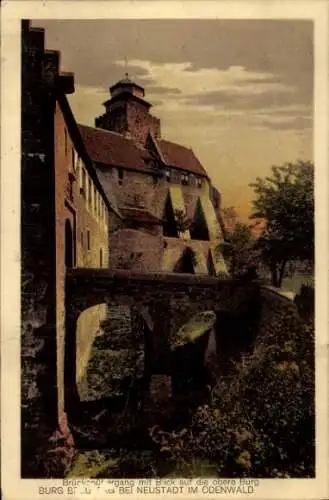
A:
159;139;208;177
78;124;208;178
109;73;145;97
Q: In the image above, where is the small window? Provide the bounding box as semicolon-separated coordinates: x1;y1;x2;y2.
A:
165;170;171;182
118;168;124;185
100;248;103;267
197;178;202;188
81;167;86;197
87;230;91;250
181;173;188;186
81;231;84;246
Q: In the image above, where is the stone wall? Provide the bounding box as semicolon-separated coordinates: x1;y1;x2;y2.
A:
21;21;75;477
54;102;110;420
109;228;164;271
96;96;161;146
65;270;263;386
65;270;299;400
97;165;226;275
126;100;159;147
162;237;225;274
97;164;213;223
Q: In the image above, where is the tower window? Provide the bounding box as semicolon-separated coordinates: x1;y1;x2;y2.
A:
118;168;124;185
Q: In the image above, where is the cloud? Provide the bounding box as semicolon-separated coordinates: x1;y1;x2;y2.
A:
256;116;312;131
115;59;292;96
146;85;182;95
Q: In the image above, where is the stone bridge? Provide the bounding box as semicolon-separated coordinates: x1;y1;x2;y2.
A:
64;268;295;412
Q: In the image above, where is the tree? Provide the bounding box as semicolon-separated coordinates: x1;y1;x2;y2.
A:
221;206;238;235
218;222;259;278
173;209;193;235
250;160;314;288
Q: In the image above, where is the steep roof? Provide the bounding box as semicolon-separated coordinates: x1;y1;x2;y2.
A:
78;124;152;173
158;139;208;177
78;124;208;178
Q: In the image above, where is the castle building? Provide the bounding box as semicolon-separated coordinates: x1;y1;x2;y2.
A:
78;75;227;275
21;21;121;475
21;21;227;476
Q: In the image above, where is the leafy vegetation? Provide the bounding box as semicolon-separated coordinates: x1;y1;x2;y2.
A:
71;296;314;479
173;209;193;235
147;308;314;478
249;160;314;287
217;222;258;278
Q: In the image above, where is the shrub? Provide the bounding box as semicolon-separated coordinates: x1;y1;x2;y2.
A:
150;306;315;477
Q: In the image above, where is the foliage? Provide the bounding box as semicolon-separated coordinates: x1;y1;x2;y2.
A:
221;206;238;234
149;307;315;478
217;222;259;277
173;209;193;234
250;160;314;287
67;451;118;478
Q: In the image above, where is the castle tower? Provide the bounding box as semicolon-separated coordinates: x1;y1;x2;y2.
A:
95;73;161;147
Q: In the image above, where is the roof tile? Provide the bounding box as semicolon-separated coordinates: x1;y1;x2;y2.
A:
159;139;207;177
78;124;207;177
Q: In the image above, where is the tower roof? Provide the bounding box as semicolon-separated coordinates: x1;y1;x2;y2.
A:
109;73;145;97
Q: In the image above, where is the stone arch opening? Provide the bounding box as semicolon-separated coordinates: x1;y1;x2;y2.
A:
174;247;195;274
64;300;151;419
207;249;216;276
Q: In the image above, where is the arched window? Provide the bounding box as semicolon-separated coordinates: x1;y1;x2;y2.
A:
65;219;74;268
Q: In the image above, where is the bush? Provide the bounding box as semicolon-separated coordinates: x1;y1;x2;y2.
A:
150;306;315;477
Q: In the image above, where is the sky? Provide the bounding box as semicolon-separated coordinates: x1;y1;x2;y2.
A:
34;19;313;221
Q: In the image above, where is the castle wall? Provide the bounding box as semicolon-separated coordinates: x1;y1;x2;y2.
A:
54;103;109;418
96;163;226;275
127;101;159;147
109;228;164;271
97;164;215;223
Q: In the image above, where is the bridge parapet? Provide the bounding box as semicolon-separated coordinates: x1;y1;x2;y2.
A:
64;268;299;413
66;268;259;319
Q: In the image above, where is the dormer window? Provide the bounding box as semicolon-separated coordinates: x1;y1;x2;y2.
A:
181;173;189;186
